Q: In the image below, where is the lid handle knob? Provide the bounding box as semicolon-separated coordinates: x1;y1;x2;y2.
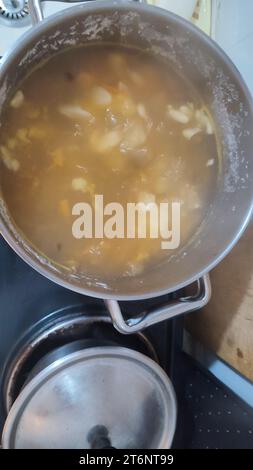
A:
88;425;115;450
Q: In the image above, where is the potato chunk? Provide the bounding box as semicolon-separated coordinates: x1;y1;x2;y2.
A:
90;129;122;153
59;105;95;123
167;105;190;124
72;177;88;192
182;128;201;140
0;146;20;172
10;90;24;109
91;86;112;106
120;121;147;151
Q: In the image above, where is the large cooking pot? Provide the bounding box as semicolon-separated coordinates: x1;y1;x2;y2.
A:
0;0;252;333
2;338;177;448
2;307;177;449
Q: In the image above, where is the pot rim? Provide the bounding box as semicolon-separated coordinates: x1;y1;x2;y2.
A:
0;1;252;301
2;346;177;449
3;306;160;412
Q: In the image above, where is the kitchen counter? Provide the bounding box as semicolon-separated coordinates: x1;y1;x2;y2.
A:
186;222;253;381
186;0;253;382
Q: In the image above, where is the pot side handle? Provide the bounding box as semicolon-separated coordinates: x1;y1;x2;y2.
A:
28;0;147;25
105;274;211;334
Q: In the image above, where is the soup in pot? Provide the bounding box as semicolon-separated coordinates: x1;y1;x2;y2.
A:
0;46;218;278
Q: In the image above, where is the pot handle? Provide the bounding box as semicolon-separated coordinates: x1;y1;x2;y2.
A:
104;274;211;334
28;0;146;25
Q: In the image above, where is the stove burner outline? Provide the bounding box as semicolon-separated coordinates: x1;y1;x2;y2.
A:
0;0;29;21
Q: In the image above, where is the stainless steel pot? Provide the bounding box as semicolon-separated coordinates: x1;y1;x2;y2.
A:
2;306;176;449
3;306;160;412
2;344;177;449
0;0;252;332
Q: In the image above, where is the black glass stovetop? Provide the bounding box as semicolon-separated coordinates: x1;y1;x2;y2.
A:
0;235;179;434
1;235;253;449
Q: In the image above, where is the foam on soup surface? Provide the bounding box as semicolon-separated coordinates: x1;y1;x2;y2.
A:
0;46;218;278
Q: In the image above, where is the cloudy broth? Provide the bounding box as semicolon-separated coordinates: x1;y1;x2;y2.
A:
0;45;218;278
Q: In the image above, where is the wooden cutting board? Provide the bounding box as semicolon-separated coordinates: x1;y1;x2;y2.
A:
186;221;253;381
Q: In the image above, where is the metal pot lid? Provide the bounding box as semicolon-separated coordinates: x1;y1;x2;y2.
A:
2;347;177;449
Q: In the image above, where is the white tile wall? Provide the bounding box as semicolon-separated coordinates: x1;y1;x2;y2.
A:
212;0;253;96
